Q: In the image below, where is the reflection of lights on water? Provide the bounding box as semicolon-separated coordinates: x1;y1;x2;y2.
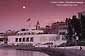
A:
56;4;78;6
50;1;84;4
22;5;26;8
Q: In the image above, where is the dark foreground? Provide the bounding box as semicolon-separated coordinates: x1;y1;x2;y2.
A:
16;47;85;56
0;48;49;56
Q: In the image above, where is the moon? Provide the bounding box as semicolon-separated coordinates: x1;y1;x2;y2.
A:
22;5;26;9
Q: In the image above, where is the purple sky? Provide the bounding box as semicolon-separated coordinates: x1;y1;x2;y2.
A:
0;0;84;32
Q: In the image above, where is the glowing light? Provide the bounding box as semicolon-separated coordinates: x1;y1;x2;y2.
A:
22;5;26;8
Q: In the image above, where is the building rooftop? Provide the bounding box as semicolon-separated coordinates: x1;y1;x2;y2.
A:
18;29;44;34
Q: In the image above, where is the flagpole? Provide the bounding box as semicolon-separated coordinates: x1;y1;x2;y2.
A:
29;21;31;30
26;17;31;30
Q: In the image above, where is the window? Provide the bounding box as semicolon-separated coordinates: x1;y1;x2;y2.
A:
24;33;27;35
15;38;18;42
56;37;60;40
26;38;29;42
19;33;23;35
30;37;33;42
19;38;21;42
23;38;25;42
31;32;35;35
59;32;65;35
38;32;43;34
28;33;30;35
17;33;19;35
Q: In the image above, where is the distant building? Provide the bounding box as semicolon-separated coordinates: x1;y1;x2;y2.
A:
44;21;67;34
0;33;7;45
0;33;5;41
50;21;68;42
51;22;58;34
51;21;67;34
36;21;40;30
44;25;51;34
58;22;67;40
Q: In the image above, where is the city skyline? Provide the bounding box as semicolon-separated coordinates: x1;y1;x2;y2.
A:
0;0;84;32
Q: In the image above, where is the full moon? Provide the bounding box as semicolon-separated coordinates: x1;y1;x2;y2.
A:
22;5;26;8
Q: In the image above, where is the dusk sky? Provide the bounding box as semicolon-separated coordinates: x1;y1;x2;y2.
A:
0;0;84;32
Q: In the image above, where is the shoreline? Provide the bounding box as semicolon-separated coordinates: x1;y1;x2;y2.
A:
0;45;85;56
16;46;85;56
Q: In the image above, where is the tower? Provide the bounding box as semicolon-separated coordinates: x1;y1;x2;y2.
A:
36;21;40;30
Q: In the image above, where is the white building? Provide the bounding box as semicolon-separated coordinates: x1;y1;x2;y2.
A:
7;29;56;46
7;29;66;47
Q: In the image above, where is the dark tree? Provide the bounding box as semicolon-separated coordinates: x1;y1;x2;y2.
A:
66;16;81;46
66;18;74;45
71;16;81;40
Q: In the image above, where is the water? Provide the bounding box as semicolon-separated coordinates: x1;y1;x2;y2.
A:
0;49;49;56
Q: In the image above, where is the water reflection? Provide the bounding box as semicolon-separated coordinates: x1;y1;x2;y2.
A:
0;49;49;56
